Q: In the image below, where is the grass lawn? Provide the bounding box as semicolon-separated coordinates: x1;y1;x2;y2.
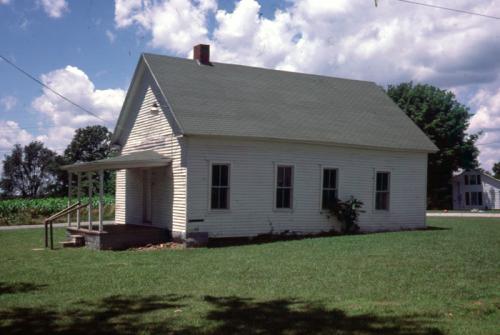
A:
0;218;499;335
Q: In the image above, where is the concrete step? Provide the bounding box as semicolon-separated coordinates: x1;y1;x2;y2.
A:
70;235;85;247
59;241;79;248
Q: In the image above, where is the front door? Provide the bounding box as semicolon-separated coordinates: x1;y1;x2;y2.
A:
143;169;152;224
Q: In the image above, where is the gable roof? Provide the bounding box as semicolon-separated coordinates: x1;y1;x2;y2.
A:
115;53;438;152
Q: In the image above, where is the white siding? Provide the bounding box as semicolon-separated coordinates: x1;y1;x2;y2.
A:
452;172;500;209
185;136;428;238
114;71;187;233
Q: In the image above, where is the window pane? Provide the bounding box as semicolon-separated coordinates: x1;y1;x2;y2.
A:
323;169;336;189
323;169;330;188
220;165;229;187
471;192;477;205
464;175;469;185
376;192;389;210
322;190;329;210
470;175;476;185
220;187;228;209
376;172;389;191
465;192;470;205
283;188;291;208
211;188;219;209
277;167;284;187
212;165;220;186
477;175;481;184
478;192;483;206
283;167;292;187
276;188;283;208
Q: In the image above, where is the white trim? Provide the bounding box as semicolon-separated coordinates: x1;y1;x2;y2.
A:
319;166;339;211
273;163;295;211
208;161;232;212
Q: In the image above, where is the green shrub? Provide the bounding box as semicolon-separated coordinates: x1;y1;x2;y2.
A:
325;196;364;234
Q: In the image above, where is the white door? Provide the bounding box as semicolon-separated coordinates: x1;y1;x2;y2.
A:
143;169;152;224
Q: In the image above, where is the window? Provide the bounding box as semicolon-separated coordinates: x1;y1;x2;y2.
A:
276;165;293;209
471;192;478;205
464;175;469;185
477;175;481;184
321;168;338;210
470;175;477;185
375;172;390;210
210;164;230;209
471;192;483;206
465;192;470;205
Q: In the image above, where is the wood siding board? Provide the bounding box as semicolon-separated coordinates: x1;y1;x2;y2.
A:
114;70;187;233
185;136;428;238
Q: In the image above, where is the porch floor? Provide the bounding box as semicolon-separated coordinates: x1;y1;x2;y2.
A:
66;224;171;250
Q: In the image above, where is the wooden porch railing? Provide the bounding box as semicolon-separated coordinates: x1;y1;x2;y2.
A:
44;202;88;249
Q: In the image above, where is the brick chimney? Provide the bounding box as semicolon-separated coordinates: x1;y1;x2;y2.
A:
193;44;210;64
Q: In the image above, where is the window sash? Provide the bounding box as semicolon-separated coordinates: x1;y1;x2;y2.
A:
276;166;293;209
211;164;230;210
321;168;338;210
375;172;390;210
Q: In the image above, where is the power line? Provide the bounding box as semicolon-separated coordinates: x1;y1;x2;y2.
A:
0;54;107;123
392;0;500;20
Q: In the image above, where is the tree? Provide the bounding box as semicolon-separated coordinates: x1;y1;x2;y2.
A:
493;162;500;179
387;82;479;209
64;125;112;163
0;142;61;197
63;125;115;194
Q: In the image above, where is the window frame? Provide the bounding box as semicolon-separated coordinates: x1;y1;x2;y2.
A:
374;171;391;211
465;191;470;206
320;167;339;211
464;175;469;185
470;175;477;185
274;164;294;210
208;162;231;211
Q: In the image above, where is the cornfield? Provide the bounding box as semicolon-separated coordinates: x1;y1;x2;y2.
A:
0;196;115;225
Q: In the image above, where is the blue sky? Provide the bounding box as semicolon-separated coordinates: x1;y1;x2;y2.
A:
1;0;499;170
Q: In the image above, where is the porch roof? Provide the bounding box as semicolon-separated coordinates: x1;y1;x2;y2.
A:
61;150;172;172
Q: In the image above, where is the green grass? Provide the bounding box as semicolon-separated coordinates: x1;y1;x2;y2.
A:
0;218;499;334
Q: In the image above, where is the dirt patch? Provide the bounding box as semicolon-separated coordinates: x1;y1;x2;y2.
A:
131;242;185;251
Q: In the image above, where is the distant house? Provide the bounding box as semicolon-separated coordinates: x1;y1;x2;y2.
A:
62;44;437;248
452;170;500;210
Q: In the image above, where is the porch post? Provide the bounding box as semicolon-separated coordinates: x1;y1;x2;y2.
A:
88;171;93;231
67;172;72;226
98;170;104;232
76;172;81;229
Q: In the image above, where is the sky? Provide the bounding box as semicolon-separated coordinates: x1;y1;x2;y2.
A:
1;0;499;172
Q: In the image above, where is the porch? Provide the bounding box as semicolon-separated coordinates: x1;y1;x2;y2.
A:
66;223;171;250
48;150;173;250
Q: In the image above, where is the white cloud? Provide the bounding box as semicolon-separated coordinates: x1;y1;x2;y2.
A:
114;0;500;169
114;0;215;54
38;0;69;18
0;0;11;5
0;121;34;150
31;65;126;150
469;83;500;170
106;29;116;43
0;96;17;111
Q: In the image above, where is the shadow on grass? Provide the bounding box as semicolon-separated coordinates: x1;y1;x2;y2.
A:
0;282;47;295
424;226;451;231
0;294;444;335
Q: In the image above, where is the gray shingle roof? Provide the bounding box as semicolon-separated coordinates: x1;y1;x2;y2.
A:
143;53;437;152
